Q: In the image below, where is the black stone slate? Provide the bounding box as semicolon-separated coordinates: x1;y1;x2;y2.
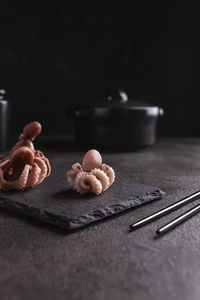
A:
0;162;164;230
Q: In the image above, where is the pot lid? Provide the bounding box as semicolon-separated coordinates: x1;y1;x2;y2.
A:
91;90;162;112
68;90;164;118
83;90;164;117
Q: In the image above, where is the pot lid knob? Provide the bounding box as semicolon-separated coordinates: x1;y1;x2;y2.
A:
106;89;128;104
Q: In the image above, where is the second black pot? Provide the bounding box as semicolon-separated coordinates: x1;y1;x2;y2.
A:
67;90;164;150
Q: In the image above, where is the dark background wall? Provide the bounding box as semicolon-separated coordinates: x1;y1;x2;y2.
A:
0;1;199;136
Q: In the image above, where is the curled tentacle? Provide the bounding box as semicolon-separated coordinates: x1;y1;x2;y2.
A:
74;172;102;195
72;163;83;174
91;168;109;192
26;163;41;187
0;159;10;169
33;150;51;177
0;165;30;190
34;150;44;158
67;163;83;188
39;156;51;177
102;164;115;186
33;157;48;184
16;165;31;189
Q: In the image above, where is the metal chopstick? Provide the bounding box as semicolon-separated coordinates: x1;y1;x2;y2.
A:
156;203;200;235
129;190;200;230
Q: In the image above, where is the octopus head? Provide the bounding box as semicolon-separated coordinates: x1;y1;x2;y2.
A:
22;121;42;141
9;147;34;169
82;149;102;171
3;147;34;181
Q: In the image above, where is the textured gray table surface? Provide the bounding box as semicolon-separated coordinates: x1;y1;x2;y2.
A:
1;138;200;300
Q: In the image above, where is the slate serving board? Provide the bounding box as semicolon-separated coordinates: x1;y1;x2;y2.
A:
0;163;164;230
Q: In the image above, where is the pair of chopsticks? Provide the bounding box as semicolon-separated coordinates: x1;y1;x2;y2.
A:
129;190;200;235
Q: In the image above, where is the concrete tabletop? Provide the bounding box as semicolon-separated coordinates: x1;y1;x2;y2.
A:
1;138;200;300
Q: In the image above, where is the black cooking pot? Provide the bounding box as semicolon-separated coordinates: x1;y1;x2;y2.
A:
67;90;164;150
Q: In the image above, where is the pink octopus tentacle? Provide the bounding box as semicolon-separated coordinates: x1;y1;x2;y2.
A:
33;157;47;184
102;164;115;186
26;163;41;187
67;163;83;188
91;168;110;192
40;156;51;177
34;150;51;177
0;159;10;169
16;165;31;189
74;172;102;195
34;150;45;158
0;165;30;190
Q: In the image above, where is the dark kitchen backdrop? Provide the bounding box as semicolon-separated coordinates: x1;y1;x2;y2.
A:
0;1;199;136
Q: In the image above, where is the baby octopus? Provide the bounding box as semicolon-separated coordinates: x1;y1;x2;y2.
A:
0;121;51;190
67;149;115;195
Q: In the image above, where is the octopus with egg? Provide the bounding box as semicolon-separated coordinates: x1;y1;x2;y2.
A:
0;121;51;190
67;149;115;195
